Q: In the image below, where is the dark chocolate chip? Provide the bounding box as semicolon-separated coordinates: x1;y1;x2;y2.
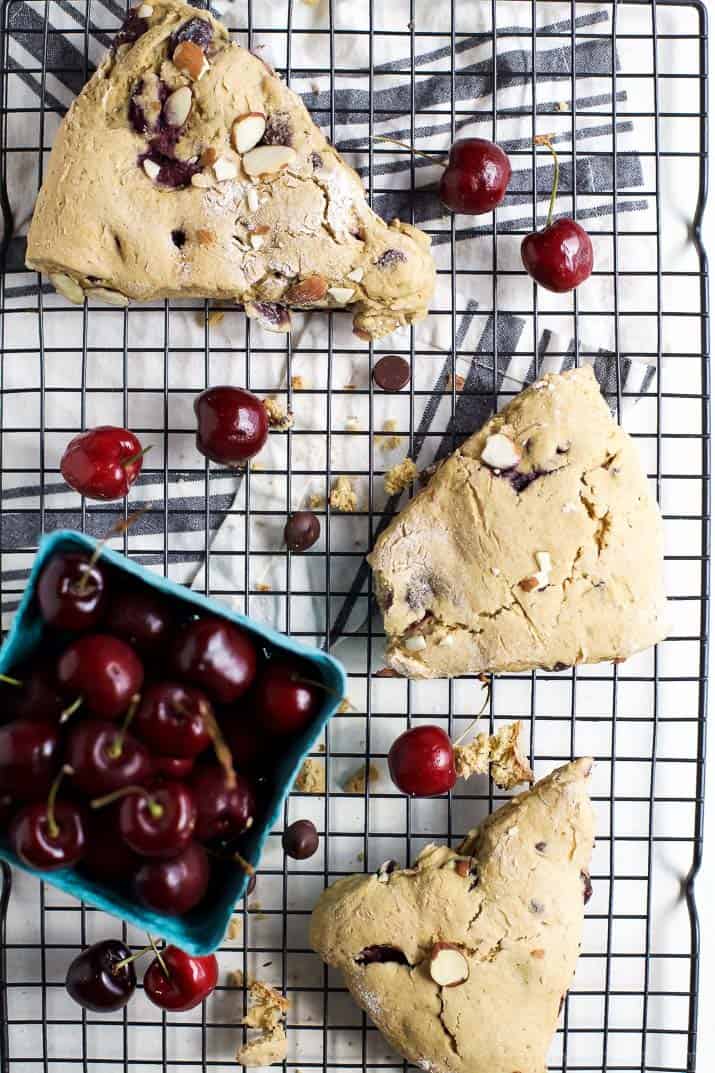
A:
375;248;407;269
373;355;410;392
170;16;213;52
282;819;319;860
355;945;408;966
171;229;187;249
284;511;320;552
262;111;293;147
534;841;547;853
581;869;593;904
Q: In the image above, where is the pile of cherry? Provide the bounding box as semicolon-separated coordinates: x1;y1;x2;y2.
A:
0;544;325;916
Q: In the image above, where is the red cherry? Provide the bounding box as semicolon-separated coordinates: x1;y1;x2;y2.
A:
223;720;262;770
190;763;256;841
66;720;152;797
439;138;511;215
0;719;60;800
60;426;148;501
388;725;456;797
9;767;86;871
134;682;212;758
113;781;196;858
133;841;210;916
104;587;172;653
194;386;269;466
36;552;108;631
81;808;142;883
521;137;593;293
2;664;65;724
143;945;218;1011
253;659;321;736
172;616;257;704
57;634;143;718
154;754;195;779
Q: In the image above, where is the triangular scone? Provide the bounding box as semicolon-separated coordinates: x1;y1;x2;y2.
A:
368;366;668;678
311;758;595;1073
25;1;435;340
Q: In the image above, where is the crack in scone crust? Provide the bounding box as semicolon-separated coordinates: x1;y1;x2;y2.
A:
310;759;595;1073
367;366;668;678
25;0;435;340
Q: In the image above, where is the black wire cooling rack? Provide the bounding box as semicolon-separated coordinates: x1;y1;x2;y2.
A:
0;0;710;1070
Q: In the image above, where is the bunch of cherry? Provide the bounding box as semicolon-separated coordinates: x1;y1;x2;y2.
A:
0;543;325;918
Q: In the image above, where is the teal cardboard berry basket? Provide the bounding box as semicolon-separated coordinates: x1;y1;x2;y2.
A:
0;529;346;954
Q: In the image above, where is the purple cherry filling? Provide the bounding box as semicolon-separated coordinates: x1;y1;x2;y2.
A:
131;78;201;190
170;16;213;52
581;869;593;904
113;9;148;50
375;249;407;269
506;468;543;493
355;945;408;966
140;148;202;189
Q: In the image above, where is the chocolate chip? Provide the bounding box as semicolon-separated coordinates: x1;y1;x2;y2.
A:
581;869;593;904
171;229;187;248
262;111;293;147
373;355;410;392
534;841;547;853
552;662;568;672
284;511;320;552
282;819;319;860
355;945;408;966
506;468;542;493
170;16;213;52
375;249;407;269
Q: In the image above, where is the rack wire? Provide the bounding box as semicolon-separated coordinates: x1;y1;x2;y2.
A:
0;0;709;1070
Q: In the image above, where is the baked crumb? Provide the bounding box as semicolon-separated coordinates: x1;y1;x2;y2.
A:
337;698;352;714
307;492;325;509
256;582;271;593
295;757;326;794
249;460;265;471
329;475;357;512
228;968;245;988
236;981;290;1066
290;374;306;390
384;458;417;495
263;396;294;431
454;720;534;790
345;416;361;432
344;762;380;794
376;418;402;451
208;310;225;327
227;917;243;941
446;372;465;392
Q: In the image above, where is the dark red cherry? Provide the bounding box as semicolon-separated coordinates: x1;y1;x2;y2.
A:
133;841;210;916
57;634;144;718
388;725;456;797
66;720;152;797
9;766;86;870
154;754;195;779
223;720;262;770
115;782;196;858
253;659;321;736
36;552;108;630
66;940;137;1012
104;587;172;653
521;137;593;293
284;511;320;552
194;386;269;466
0;793;14;826
1;664;65;723
81;808;141;883
60;426;147;501
143;945;218;1011
135;682;212;758
439;138;511;215
282;819;319;860
190;763;256;841
172;617;257;704
0;719;59;799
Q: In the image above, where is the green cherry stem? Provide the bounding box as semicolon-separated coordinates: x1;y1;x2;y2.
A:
534;134;559;229
113;944;154;974
371;134;448;166
0;673;22;687
90;784;164;820
46;765;74;840
452;679;493;747
147;934;170;980
76;507;151;595
60;695;84;723
106;693;141;760
122;444;153;471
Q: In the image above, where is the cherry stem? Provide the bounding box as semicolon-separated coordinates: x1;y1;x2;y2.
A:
535;134;559;229
90;784;163;819
106;693;141;760
201;704;237;790
77;508;151;594
148;933;170;980
0;673;22;687
371;134;448;166
452;680;493;747
60;695;83;723
113;944;154;974
122;444;153;470
46;765;73;840
205;845;256;875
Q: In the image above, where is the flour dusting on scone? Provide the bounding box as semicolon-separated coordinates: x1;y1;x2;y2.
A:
26;0;435;340
368;366;668;677
310;758;595;1073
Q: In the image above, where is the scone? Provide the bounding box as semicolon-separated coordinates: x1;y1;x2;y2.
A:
368;366;668;678
311;758;595;1073
25;1;435;340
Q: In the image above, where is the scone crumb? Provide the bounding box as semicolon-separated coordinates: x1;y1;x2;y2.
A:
236;981;290;1067
207;310;225;327
227;917;243;941
308;492;325;509
295;758;326;794
291;374;306;390
376;418;401;451
454;721;533;790
344;762;380;794
337;698;353;714
329;475;357;512
264;397;294;431
345;416;361;432
256;582;271;593
228;969;245;988
384;458;417;495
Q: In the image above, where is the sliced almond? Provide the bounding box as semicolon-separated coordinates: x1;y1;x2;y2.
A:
346;266;364;283
242;144;297;178
480;432;521;471
200;147;218;167
536;551;552;575
430;943;469;988
49;272;84;304
164;85;192;127
285;274;328;304
232;112;267;154
250;233;265;250
143;158;161;182
213;157;238;182
87;287;129;307
327;286;355;304
191;171;214;189
246;187;260;213
245;301;291;333
173;40;208;81
404;634;427;653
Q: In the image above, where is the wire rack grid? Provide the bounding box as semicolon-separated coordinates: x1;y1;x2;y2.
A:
0;0;710;1071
